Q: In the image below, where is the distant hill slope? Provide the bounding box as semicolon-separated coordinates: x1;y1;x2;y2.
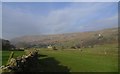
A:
10;27;118;48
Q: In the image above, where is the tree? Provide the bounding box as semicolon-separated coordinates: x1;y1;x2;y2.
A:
53;46;57;50
2;39;14;50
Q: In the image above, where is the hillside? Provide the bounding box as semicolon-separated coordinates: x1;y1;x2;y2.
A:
10;28;118;48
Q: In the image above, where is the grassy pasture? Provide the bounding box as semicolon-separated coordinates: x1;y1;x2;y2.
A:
2;51;24;65
38;44;118;72
1;44;118;72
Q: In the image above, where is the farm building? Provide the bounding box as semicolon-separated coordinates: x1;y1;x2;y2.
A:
47;45;52;49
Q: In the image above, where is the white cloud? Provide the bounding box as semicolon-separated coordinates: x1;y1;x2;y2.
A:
2;2;118;39
38;2;117;33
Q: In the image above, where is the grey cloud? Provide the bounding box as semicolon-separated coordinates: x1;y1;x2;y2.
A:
3;6;43;39
2;3;118;39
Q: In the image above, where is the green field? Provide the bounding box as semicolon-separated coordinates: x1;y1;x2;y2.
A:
2;51;25;65
38;44;118;72
1;44;118;72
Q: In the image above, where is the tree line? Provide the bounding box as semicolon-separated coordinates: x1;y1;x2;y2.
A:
1;39;15;51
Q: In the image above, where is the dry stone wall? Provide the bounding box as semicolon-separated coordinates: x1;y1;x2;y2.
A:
0;49;39;74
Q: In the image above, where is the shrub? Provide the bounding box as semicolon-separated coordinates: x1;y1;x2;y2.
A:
53;46;57;50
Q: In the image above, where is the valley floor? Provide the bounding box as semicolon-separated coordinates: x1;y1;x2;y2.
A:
1;44;118;72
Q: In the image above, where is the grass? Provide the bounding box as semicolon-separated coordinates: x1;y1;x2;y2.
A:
2;51;25;65
1;44;118;72
38;44;118;72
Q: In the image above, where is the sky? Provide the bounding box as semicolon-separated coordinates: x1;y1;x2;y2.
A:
1;0;120;2
2;2;118;39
